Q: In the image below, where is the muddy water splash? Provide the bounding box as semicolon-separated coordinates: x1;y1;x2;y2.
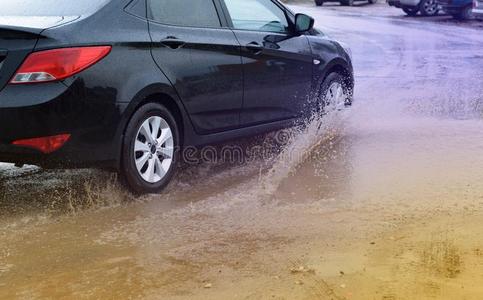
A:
2;4;483;299
0;168;131;224
261;107;349;197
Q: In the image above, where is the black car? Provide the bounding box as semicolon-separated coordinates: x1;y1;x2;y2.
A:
0;0;354;194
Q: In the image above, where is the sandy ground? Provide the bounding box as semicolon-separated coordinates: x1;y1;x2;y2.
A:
1;3;483;300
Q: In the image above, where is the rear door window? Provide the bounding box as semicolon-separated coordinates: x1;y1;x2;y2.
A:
148;0;221;28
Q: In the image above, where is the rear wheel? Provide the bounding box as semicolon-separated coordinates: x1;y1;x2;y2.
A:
403;7;419;15
419;0;439;16
315;0;324;6
120;103;179;194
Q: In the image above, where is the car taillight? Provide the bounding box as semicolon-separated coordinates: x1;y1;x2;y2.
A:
10;46;111;84
12;134;71;154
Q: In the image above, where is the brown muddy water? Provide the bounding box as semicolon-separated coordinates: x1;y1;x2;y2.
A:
2;5;483;300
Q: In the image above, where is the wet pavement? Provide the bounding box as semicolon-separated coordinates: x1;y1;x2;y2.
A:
2;4;483;299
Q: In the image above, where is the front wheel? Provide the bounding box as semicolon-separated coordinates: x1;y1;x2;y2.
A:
319;72;352;114
120;103;179;194
403;7;419;15
315;0;324;6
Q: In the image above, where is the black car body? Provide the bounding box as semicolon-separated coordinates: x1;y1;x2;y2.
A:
0;0;353;192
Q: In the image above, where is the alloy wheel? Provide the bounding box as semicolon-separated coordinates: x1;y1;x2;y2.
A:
325;81;347;111
134;116;174;183
422;0;438;15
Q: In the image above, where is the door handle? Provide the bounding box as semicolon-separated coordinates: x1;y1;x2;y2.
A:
245;42;263;53
160;37;186;49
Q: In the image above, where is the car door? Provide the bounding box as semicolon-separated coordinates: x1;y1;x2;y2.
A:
220;0;314;126
147;0;244;134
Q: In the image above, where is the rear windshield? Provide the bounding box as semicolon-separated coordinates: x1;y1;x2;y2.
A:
0;0;111;16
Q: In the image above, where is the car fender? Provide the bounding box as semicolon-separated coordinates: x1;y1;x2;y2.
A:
113;78;195;170
306;36;353;88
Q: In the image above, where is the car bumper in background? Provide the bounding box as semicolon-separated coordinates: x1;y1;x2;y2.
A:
472;8;483;16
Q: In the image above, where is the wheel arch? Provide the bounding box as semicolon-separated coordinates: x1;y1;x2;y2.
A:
114;83;194;170
317;58;354;95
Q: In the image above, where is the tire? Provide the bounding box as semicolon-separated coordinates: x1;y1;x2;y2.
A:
319;72;352;114
120;103;179;194
369;0;378;4
419;0;439;16
315;0;324;6
403;7;419;15
453;6;474;20
340;0;354;6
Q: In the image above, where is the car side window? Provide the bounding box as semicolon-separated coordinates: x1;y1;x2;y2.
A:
148;0;221;28
223;0;290;33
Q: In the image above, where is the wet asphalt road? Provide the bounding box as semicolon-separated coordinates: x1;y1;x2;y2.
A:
1;4;483;299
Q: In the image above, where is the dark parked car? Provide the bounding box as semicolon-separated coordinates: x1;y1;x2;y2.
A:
0;0;354;193
437;0;474;19
316;0;378;6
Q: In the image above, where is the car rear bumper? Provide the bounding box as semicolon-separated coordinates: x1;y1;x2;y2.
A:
0;81;125;169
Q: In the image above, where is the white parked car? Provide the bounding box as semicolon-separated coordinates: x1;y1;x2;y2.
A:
387;0;439;16
474;0;483;18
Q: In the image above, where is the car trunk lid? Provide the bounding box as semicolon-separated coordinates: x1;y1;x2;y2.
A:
0;16;78;91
